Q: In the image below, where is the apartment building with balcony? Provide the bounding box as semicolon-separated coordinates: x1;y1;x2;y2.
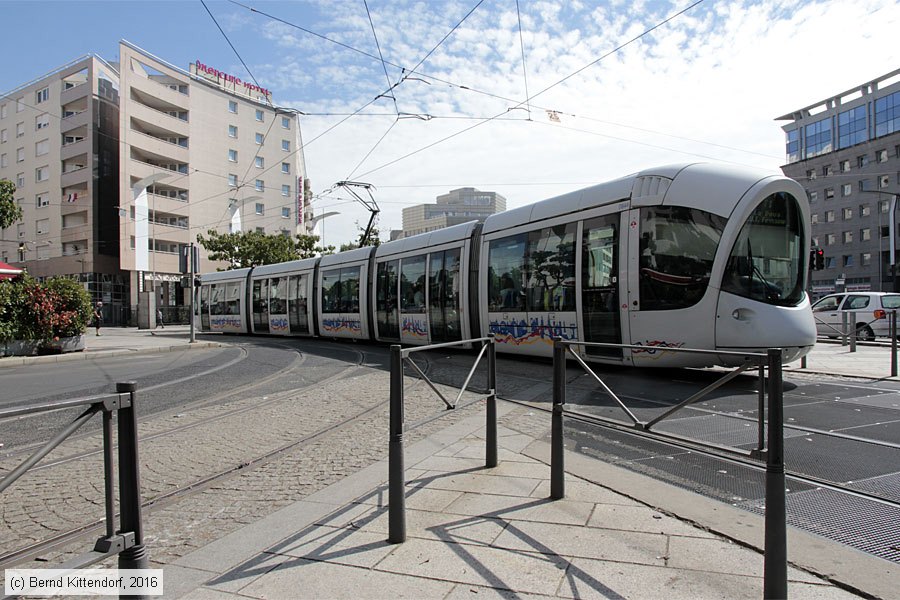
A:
0;55;124;320
1;41;312;322
778;68;900;296
118;42;310;312
400;187;506;238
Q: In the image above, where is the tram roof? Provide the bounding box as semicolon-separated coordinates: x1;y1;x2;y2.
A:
252;257;319;277
199;267;251;283
375;221;479;259
319;245;376;268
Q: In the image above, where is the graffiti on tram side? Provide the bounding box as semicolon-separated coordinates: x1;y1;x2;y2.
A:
489;315;577;346
401;317;428;339
631;340;685;357
210;315;244;332
270;317;289;333
322;317;361;334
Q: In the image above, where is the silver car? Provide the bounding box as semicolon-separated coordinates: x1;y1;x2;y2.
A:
811;292;900;340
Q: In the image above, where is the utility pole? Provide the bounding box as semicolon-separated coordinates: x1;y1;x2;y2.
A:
189;242;196;344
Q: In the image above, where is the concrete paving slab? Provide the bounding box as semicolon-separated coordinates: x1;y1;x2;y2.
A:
375;537;569;596
412;470;543;497
666;536;823;583
443;492;594;527
587;503;720;538
442;583;556;599
491;520;667;566
271;524;396;568
530;478;642;507
362;506;508;546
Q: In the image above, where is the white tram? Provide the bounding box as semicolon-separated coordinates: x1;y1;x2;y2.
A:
197;163;817;367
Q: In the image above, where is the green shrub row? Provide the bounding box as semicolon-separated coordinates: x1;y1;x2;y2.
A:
0;274;93;344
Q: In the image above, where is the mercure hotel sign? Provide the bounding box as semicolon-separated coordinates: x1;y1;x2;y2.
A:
191;60;272;102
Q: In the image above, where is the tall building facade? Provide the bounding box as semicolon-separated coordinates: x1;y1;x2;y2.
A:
1;42;313;324
401;187;506;238
778;68;900;296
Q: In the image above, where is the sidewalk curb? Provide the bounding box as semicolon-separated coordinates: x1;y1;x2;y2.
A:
0;341;224;369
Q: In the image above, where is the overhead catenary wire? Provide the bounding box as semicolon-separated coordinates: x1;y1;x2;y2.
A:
200;0;266;94
515;0;531;120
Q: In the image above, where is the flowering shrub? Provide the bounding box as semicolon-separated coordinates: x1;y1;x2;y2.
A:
0;274;92;344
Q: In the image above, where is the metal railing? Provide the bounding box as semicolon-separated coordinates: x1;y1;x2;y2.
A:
0;383;148;580
388;336;497;543
546;339;787;599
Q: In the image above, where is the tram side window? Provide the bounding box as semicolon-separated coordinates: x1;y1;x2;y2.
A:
200;285;210;313
226;282;241;314
210;284;225;315
400;255;426;313
322;267;361;313
270;277;287;314
639;207;725;311
488;234;527;311
526;224;576;312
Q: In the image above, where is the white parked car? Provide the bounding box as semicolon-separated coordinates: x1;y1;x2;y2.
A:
811;292;900;340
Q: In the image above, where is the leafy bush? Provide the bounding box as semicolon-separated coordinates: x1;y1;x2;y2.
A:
0;274;92;344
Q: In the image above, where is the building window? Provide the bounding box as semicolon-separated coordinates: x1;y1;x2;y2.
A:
0;104;6;119
255;156;264;168
281;184;290;196
857;154;869;168
16;172;24;188
841;184;852;197
255;132;263;145
808;191;818;202
875;90;900;137
16;122;24;137
881;175;891;188
35;88;49;104
861;252;872;266
826;233;836;245
281;116;290;129
255;203;264;215
0;129;6;143
860;204;871;217
36;193;49;208
842;207;852;220
228;125;237;138
840;159;851;172
0;153;6;168
878;149;889;163
825;210;834;222
282;139;290;152
281;162;290;174
228;173;238;187
228;100;237;113
255;179;264;191
35;165;49;182
838;106;867;149
256;227;265;233
16;98;24;112
825;188;834;199
881;200;891;213
255;109;263;122
228;149;237;162
843;255;853;267
281;207;290;218
858;179;871;192
882;226;891;238
805;118;833;158
786;129;800;162
35;113;49;130
35;139;49;156
822;164;833;177
842;231;853;244
810;213;818;224
861;228;871;241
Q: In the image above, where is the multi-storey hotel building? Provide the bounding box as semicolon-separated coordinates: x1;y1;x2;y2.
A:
0;41;313;324
778;69;900;296
400;187;506;238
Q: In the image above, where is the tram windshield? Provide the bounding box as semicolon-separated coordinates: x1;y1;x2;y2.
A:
721;192;805;306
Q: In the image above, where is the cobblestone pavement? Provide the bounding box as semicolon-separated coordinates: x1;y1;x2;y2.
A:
1;349;503;569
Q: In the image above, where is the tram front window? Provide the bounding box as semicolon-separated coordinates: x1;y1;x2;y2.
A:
721;192;805;306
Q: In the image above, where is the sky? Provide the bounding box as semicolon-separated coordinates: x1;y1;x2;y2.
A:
1;0;899;247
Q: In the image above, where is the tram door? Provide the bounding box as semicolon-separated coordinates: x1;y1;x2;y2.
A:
428;249;462;343
581;215;622;358
252;280;269;333
376;260;400;340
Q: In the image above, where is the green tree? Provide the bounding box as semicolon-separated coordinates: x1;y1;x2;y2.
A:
0;179;23;231
196;230;333;270
339;219;382;252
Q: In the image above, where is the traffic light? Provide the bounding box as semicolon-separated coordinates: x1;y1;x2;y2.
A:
813;248;825;270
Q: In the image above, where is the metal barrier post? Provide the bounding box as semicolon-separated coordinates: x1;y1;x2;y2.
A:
841;312;848;346
485;335;498;468
849;311;857;352
892;311;898;378
102;410;116;540
800;354;807;369
550;338;566;500
763;350;787;600
388;345;406;543
115;381;148;597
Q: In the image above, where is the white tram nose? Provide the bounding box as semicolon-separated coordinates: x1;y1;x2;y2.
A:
715;290;816;364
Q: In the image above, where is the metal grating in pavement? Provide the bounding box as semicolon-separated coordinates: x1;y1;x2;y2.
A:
655;413;807;447
739;486;900;563
769;432;900;483
847;471;900;503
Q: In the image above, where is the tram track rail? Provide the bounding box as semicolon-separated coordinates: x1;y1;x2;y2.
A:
1;342;430;569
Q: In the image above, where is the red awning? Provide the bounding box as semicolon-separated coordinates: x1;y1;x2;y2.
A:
0;261;23;280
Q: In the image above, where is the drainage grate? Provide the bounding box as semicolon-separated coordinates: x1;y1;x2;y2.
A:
739;486;900;563
655;413;806;448
771;433;900;483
